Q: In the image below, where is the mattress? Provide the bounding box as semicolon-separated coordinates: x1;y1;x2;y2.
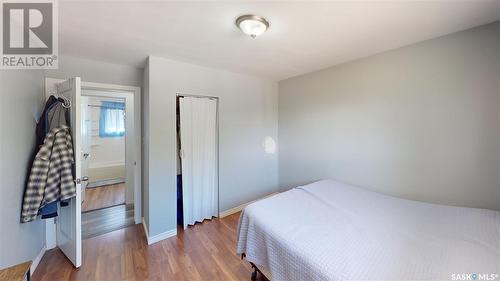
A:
236;180;500;281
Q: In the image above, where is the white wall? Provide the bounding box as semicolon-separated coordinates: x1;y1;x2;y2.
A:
143;56;279;236
0;70;46;269
279;22;500;210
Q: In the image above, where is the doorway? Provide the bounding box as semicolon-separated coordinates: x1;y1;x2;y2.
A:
44;78;141;267
176;94;219;229
80;92;133;238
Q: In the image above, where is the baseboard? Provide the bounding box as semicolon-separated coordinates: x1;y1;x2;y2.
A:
31;245;47;276
148;229;177;245
142;217;177;245
220;192;279;218
139;192;279;245
88;161;125;169
87;178;125;188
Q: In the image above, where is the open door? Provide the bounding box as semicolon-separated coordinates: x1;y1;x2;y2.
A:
80;96;91;203
56;77;82;268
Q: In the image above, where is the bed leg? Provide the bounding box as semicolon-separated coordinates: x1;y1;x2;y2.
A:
251;269;258;281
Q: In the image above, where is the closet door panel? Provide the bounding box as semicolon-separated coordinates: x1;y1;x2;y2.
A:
179;96;218;228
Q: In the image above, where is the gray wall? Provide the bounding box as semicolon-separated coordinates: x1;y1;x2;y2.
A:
142;59;150;230
498;27;500;190
45;55;143;87
0;70;46;268
144;56;279;236
279;22;500;210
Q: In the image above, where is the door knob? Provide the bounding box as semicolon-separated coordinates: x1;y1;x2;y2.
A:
82;176;89;182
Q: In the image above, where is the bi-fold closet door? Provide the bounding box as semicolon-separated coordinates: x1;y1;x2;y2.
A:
179;96;218;228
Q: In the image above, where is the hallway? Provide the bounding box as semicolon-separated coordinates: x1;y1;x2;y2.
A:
81;183;126;212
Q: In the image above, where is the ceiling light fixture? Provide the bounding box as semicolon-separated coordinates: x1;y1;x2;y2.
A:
235;15;269;38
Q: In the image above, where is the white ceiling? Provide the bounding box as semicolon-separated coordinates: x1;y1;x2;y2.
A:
60;1;500;80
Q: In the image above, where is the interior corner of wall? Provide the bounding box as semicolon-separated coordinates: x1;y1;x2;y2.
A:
142;216;149;231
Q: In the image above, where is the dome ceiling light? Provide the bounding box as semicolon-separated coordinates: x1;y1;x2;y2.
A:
235;15;269;38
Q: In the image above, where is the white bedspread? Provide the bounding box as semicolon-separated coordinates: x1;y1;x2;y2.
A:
236;180;500;281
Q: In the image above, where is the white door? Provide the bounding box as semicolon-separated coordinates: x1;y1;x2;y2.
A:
56;77;82;268
179;96;218;229
80;97;91;203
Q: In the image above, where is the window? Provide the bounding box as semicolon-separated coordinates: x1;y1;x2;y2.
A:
99;101;125;137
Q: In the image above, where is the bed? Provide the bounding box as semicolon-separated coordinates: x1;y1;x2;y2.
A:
236;180;500;281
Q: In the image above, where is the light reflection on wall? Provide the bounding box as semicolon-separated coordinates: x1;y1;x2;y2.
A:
263;136;276;154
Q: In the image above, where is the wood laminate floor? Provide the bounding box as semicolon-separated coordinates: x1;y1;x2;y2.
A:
81;183;125;212
82;204;134;239
32;212;267;281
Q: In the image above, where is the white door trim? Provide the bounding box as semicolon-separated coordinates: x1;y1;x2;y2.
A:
44;78;142;249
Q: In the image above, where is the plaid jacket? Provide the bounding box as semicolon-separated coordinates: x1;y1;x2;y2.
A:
22;125;76;223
